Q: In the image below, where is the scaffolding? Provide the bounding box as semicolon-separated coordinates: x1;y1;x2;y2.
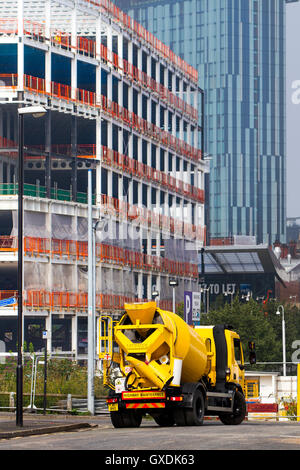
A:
0;0;206;357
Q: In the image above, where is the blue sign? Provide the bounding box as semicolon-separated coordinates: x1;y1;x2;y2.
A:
0;297;17;307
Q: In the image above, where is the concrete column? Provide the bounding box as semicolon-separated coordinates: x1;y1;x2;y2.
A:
137;272;143;300
118;126;123;156
117;33;123;73
118;174;123;201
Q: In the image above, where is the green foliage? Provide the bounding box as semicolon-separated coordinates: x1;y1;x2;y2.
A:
279;396;297;420
176;301;184;319
200;297;300;368
0;357;107;398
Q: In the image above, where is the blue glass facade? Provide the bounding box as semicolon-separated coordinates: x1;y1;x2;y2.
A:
116;0;286;245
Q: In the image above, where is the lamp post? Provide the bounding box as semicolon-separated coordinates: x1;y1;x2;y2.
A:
200;287;210;314
169;279;178;314
276;305;286;377
88;167;108;415
16;105;46;427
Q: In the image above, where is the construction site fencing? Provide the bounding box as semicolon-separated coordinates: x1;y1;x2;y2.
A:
0;352;109;414
0;353;298;419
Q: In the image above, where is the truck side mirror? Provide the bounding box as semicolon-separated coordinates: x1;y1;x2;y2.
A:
248;341;256;365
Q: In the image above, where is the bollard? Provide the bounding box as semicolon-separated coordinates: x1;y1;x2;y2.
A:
9;392;15;410
67;394;72;412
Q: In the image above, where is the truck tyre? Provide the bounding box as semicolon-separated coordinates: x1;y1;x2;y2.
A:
152;412;175;427
110;410;142;428
218;391;246;425
185;389;205;426
174;389;205;426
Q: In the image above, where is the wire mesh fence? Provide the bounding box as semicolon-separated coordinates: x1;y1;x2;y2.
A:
0;353;107;414
0;354;298;418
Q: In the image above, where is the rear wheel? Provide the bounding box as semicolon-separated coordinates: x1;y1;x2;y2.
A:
152;411;175;427
174;389;205;426
185;389;205;426
218;391;246;425
110;410;142;428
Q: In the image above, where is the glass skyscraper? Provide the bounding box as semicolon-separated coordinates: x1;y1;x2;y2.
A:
116;0;286;245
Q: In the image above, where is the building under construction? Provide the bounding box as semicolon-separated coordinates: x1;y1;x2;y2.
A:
0;0;205;358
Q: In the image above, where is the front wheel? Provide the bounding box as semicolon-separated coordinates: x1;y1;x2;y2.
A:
218;391;246;425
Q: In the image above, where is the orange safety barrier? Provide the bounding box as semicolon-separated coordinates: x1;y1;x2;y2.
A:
25;290;51;309
0;236;17;251
0;136;17;148
0;290;18;301
24;237;50;256
24;74;46;94
23;288;184;312
100;145;204;202
24;290;142;311
0;18;18;36
23;19;45;42
0;74;18;88
23;236;199;279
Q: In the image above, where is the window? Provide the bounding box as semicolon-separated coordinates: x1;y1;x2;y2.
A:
234;338;242;364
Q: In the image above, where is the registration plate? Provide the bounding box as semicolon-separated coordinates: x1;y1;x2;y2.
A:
108;403;119;412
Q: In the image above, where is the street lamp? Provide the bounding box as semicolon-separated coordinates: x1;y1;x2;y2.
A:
224;291;234;305
276;305;286;377
152;290;159;307
169;278;178;314
17;105;46;427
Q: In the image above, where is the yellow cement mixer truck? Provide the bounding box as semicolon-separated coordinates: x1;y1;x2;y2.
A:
99;302;256;427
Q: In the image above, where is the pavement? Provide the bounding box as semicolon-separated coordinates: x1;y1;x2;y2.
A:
0;412;110;439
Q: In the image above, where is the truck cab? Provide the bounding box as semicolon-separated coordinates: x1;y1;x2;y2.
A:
195;325;245;393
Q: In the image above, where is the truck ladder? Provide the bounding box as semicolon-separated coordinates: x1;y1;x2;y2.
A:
99;315;120;388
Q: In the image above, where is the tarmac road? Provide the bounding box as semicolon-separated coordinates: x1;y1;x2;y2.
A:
0;417;299;452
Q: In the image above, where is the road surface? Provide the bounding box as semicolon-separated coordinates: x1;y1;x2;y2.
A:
0;417;299;452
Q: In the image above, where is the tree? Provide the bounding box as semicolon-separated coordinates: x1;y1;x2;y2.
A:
200;297;283;366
